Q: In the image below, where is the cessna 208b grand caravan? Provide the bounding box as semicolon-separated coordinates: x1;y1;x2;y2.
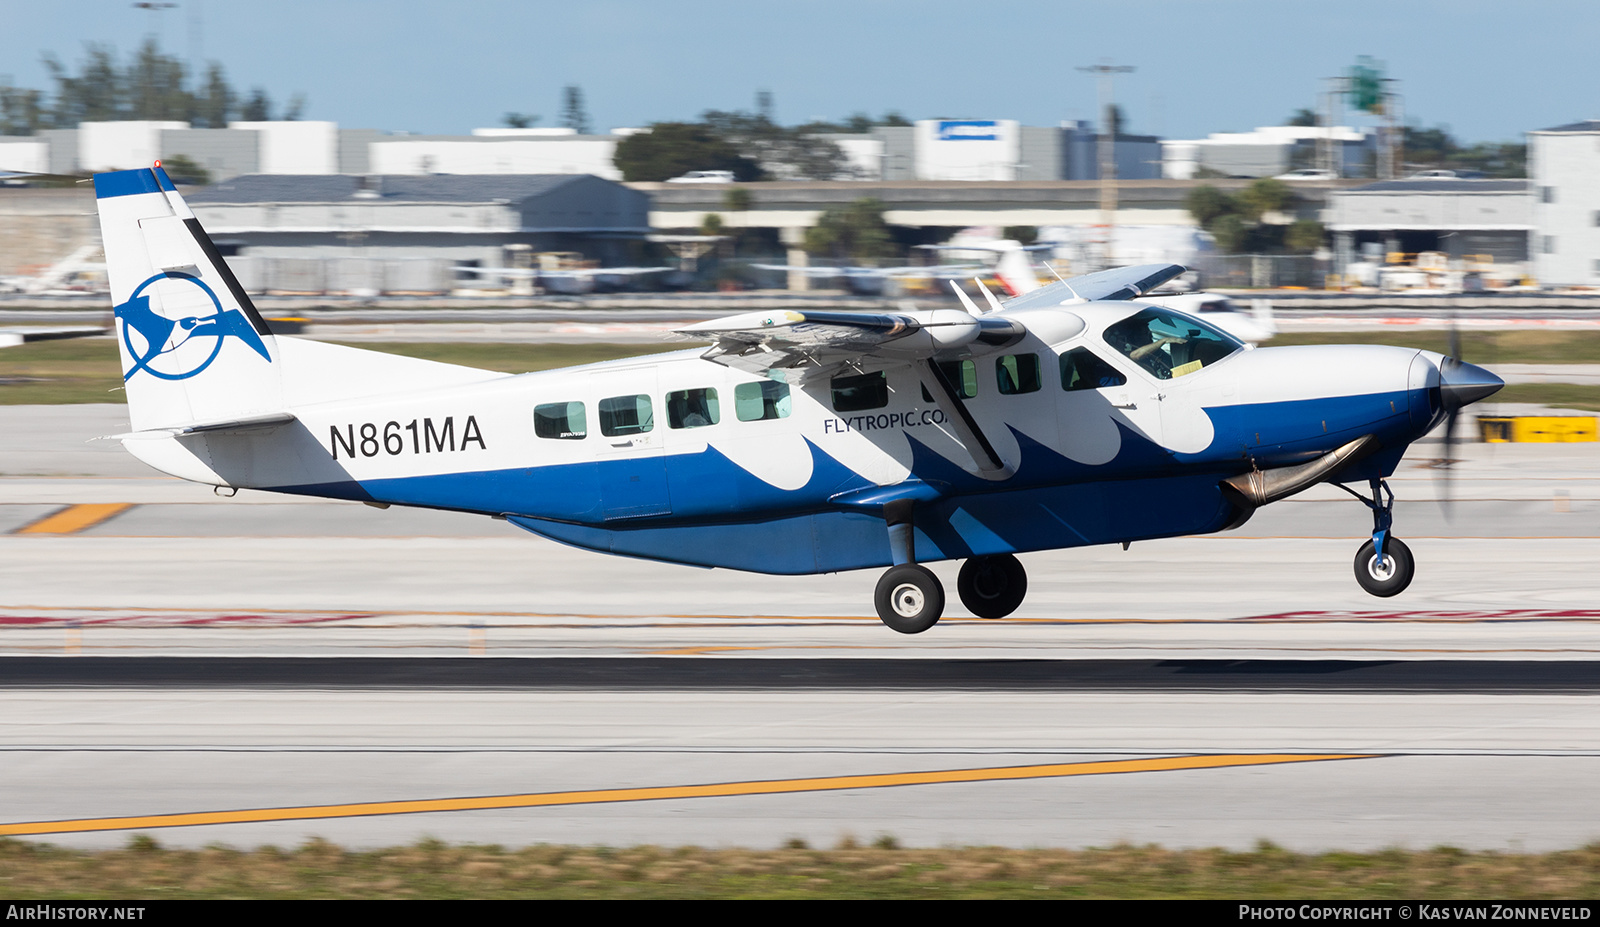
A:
96;166;1504;633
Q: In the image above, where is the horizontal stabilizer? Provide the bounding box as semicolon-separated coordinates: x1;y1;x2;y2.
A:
108;411;297;441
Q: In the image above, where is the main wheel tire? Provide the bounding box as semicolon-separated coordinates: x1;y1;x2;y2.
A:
875;564;945;634
1353;537;1415;597
957;554;1028;619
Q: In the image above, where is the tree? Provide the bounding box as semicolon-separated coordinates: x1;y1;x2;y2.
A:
5;45;286;131
1236;178;1293;222
803;198;894;261
1187;181;1303;254
503;112;538;128
240;87;272;121
0;81;45;135
1286;108;1317;127
195;63;234;128
561;85;591;134
158;153;210;186
1285;219;1325;254
612;122;761;182
702;107;846;180
722;187;752;212
1185;185;1235;228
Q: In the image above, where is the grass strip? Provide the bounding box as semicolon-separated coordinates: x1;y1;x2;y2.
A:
0;341;676;404
4;837;1600;899
1261;331;1600;365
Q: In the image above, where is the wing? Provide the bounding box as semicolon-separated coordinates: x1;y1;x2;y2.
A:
676;307;1024;480
675;308;1022;376
1000;263;1187;311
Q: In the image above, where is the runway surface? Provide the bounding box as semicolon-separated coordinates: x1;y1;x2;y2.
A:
3;405;1600;851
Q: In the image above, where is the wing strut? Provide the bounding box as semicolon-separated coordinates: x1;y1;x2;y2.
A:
916;360;1012;480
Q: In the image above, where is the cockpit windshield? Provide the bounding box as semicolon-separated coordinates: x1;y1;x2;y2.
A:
1101;307;1244;380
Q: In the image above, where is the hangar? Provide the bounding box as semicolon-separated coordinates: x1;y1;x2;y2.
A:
185;173;650;294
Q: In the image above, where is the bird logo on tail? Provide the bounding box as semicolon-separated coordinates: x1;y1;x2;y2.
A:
115;272;270;381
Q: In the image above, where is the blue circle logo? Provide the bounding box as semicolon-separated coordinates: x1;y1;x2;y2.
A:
114;272;271;381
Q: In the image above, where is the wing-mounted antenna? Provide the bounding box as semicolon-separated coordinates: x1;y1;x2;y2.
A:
1044;264;1088;304
947;279;983;316
974;278;1005;314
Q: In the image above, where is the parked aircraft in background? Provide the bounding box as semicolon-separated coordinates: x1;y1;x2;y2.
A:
754;240;1048;297
95;165;1503;633
1134;292;1277;345
452;263;683;294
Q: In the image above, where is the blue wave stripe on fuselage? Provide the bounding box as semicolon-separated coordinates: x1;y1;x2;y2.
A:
1195;389;1417;467
511;469;1241;574
262;389;1424;574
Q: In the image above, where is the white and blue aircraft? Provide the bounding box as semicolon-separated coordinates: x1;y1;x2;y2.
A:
95;165;1504;633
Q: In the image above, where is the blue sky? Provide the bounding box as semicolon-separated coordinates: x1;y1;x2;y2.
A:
4;0;1591;142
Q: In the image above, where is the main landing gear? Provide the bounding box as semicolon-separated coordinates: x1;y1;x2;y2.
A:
1338;478;1415;597
872;501;1030;633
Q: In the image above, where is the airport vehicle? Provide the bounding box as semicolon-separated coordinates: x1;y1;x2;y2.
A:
665;170;737;184
1274;169;1338;181
94;165;1504;633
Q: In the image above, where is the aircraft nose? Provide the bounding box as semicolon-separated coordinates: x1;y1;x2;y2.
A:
1439;359;1503;411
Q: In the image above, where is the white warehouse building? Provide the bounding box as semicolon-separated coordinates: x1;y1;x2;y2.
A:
1530;119;1600;286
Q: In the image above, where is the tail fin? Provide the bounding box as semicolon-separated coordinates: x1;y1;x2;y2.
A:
95;166;283;431
991;241;1040;297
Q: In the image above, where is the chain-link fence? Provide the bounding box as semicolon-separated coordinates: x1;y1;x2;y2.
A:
1190;254;1331;290
228;257;456;295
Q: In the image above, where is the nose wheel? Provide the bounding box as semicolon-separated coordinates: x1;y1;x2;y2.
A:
1354;537;1414;597
1338;477;1415;597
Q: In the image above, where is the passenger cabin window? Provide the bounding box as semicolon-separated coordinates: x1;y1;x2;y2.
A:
534;401;587;439
832;371;889;412
920;360;977;401
1060;347;1126;391
598;394;654;436
734;376;791;421
1102;307;1242;380
995;354;1041;395
666;387;720;429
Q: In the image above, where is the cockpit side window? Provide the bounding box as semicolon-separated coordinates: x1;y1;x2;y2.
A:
1102;307;1242;380
1060;348;1125;392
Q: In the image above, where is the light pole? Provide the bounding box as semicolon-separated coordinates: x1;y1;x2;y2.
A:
1078;61;1134;270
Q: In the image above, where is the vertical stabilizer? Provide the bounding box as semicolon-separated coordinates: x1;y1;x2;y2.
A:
992;240;1041;297
95;166;283;431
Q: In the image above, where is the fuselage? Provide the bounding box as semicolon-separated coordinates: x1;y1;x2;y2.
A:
128;301;1446;576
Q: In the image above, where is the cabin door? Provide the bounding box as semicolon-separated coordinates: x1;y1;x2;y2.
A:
591;370;673;521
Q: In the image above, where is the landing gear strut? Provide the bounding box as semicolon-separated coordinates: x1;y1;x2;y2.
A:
1338;478;1415;597
874;500;944;634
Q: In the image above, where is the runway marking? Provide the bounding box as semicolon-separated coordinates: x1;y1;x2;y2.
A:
0;754;1370;837
13;503;133;535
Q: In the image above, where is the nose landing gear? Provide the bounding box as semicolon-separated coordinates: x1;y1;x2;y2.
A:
1338;478;1415;597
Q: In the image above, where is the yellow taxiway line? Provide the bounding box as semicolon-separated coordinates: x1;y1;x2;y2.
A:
0;753;1373;837
14;503;133;535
